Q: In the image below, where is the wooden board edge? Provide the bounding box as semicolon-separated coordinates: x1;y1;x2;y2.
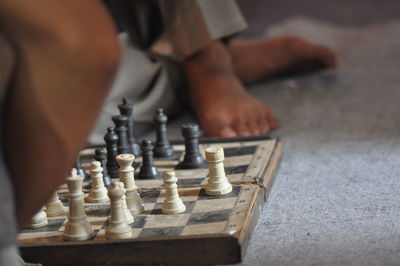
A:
235;185;264;260
20;234;241;266
260;141;282;198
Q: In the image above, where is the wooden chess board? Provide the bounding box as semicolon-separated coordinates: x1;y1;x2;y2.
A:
19;136;282;266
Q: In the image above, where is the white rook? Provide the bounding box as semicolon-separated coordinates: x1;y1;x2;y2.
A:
205;146;232;195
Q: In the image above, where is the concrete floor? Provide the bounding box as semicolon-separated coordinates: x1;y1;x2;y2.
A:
164;2;400;265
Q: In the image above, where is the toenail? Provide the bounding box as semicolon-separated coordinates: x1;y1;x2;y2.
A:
220;127;237;138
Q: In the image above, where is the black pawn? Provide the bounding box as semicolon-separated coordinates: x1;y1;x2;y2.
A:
75;156;89;181
137;139;159;180
118;98;141;156
104;127;119;179
112;115;129;155
154;108;174;158
94;148;112;188
176;123;207;169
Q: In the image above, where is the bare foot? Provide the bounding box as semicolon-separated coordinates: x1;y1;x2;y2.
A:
184;40;277;138
190;73;277;137
229;36;337;84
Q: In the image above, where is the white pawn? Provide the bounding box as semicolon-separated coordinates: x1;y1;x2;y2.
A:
45;192;67;217
63;169;95;241
120;182;134;224
161;171;186;214
87;161;109;203
205;147;232;195
24;208;48;229
106;181;133;240
116;154;144;214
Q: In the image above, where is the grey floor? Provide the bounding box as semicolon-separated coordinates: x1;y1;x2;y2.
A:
165;2;400;266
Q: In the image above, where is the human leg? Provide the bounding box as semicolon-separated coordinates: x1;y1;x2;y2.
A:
229;36;337;84
0;0;120;228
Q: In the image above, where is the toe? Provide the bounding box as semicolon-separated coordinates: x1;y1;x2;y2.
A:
219;126;237;138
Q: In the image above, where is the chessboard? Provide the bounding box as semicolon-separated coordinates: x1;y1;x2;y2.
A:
18;136;282;266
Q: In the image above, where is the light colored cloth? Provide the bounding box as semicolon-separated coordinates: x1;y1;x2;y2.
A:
160;0;247;60
88;33;184;144
88;0;247;143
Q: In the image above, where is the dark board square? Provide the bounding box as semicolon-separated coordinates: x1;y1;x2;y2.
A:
85;205;110;217
223;146;257;157
130;215;147;229
187;209;232;225
150;201;196;215
59;193;68;203
140;190;161;203
138;226;184;238
22;218;65;233
101;215;147;229
155;151;182;161
177;178;204;186
134;172;163;180
198;186;241;200
225;165;248;175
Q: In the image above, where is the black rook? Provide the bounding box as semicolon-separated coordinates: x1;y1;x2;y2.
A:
176;123;207;169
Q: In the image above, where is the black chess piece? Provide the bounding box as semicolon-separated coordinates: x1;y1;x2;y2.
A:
112;115;129;155
94;148;112;188
175;123;207;169
154;108;174;158
137;139;160;179
118;98;141;156
75;156;89;181
104;127;119;179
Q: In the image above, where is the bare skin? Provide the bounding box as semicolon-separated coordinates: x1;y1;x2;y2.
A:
184;37;336;137
0;0;120;229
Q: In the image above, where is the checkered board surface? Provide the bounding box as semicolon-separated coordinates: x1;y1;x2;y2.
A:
75;139;278;190
18;184;259;244
19;137;281;266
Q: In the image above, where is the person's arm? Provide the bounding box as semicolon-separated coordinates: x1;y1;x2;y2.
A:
0;0;120;229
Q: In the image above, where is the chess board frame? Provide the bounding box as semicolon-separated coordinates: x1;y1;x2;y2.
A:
19;135;282;266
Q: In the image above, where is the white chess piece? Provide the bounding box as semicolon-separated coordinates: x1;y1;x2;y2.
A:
120;182;134;224
63;169;95;241
161;171;186;214
205;146;232;195
106;181;133;240
45;192;67;217
24;208;48;229
116;154;144;214
87;161;109;203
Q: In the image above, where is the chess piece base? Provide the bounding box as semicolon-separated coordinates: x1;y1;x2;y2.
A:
106;225;133;240
162;199;186;214
205;183;233;196
25;210;48;229
63;220;95;241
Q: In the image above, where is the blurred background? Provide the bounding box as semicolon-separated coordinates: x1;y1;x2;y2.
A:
210;1;400;266
236;0;400;37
